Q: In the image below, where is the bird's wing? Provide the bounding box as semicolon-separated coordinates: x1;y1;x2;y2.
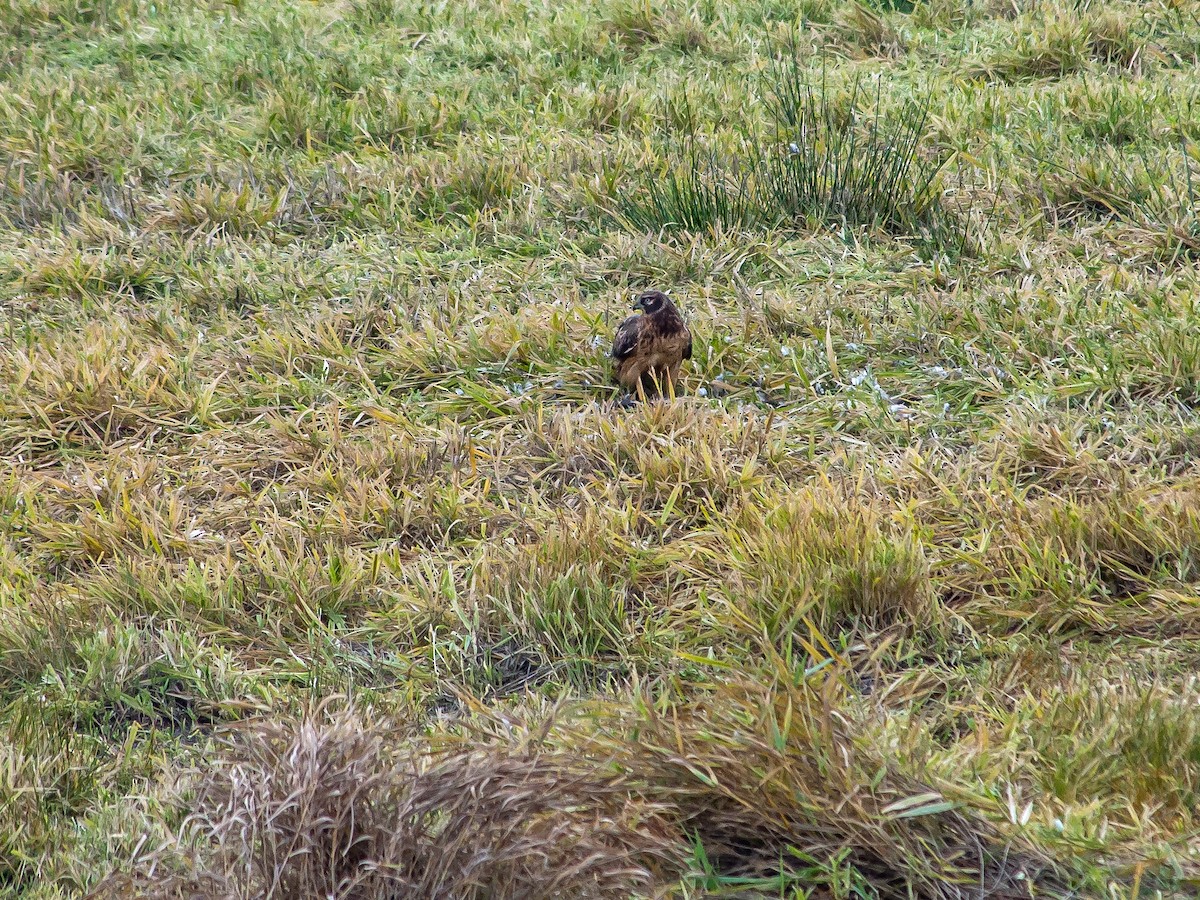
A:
611;315;643;362
682;329;692;360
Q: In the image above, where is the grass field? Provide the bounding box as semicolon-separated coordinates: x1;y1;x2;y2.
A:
4;0;1200;896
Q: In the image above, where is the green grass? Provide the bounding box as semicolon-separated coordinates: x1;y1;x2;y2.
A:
5;0;1200;896
619;54;971;255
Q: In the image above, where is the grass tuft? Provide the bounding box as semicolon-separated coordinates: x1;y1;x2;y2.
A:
95;705;683;899
725;486;937;636
619;56;972;254
562;673;1068;898
4;0;1200;894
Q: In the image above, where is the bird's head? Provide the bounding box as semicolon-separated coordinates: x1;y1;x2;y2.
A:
634;290;671;314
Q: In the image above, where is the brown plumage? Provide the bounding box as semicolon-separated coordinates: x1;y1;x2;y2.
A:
611;290;692;398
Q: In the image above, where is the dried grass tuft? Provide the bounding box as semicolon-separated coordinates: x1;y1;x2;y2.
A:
543;673;1070;900
92;705;683;900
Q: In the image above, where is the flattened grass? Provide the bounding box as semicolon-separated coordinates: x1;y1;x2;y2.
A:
3;0;1200;896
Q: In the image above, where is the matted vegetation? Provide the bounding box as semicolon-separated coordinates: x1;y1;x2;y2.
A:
3;0;1200;897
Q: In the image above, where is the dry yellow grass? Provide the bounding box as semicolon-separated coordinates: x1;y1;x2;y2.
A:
4;0;1200;896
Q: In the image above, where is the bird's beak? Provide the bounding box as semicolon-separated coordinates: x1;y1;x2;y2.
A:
632;300;642;311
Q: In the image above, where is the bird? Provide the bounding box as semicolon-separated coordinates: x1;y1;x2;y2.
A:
610;290;692;400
